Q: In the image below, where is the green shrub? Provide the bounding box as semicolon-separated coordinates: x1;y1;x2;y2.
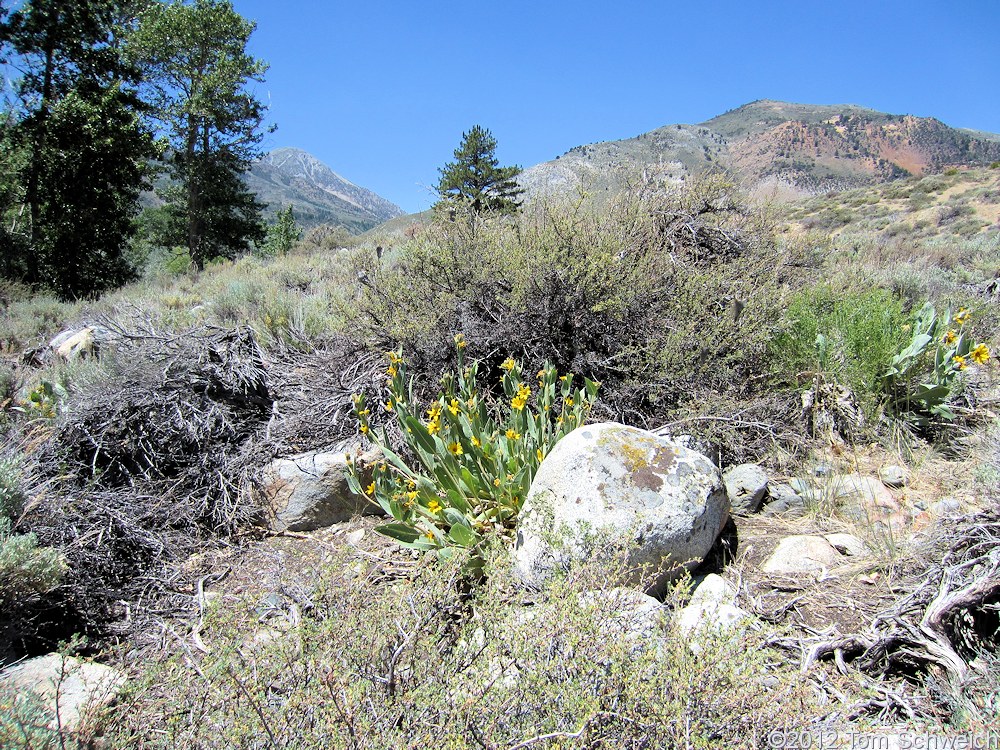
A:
770;284;909;416
338;179;781;423
0;518;66;608
347;337;599;557
0;682;59;750
101;543;823;748
0;453;25;520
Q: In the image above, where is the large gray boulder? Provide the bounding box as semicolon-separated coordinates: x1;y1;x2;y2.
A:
0;654;126;736
513;423;729;597
264;449;384;531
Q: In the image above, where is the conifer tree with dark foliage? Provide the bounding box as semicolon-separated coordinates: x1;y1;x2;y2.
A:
0;0;157;299
434;125;524;216
128;0;268;270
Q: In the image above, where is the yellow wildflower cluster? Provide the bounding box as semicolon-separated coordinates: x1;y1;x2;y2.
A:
943;330;957;346
954;308;971;326
510;382;531;411
500;357;516;372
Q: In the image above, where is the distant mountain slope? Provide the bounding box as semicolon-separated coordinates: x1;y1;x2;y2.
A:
521;100;1000;200
246;147;404;232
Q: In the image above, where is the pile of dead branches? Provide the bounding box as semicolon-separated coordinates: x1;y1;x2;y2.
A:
14;325;278;645
769;504;1000;720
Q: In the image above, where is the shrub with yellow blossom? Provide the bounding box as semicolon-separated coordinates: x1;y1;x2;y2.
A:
882;303;991;426
346;335;599;557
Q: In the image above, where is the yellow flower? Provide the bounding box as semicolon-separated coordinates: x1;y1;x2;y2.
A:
357;408;370;416
387;350;403;364
511;394;527;411
406;491;418;502
423;530;435;541
564;396;575;407
385;400;394;412
971;343;991;365
471;436;481;448
943;330;957;346
448;442;463;456
365;482;375;495
505;428;521;440
493;477;501;487
537;369;546;378
953;355;967;370
449;398;461;416
454;333;467;349
954;308;970;325
428;499;442;513
427;419;441;435
536;448;544;462
500;358;516;371
407;479;416;489
360;424;369;435
386;365;398;377
427;403;442;420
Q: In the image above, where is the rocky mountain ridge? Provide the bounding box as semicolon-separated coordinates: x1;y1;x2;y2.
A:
246;147;405;232
521;99;1000;200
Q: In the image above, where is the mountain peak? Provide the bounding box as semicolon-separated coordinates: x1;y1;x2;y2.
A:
248;149;404;232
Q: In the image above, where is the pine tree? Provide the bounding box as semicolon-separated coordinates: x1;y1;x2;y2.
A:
128;0;267;269
434;125;524;216
0;0;157;298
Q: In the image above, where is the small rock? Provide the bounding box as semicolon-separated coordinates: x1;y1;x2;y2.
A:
723;463;769;514
264;448;383;531
762;535;843;575
688;573;736;609
788;477;811;494
576;588;668;641
762;483;806;518
0;654;126;736
933;498;962;516
878;465;910;489
674;576;750;649
824;533;868;557
827;474;900;524
675;601;749;641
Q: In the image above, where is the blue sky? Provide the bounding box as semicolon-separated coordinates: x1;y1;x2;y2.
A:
233;0;1000;214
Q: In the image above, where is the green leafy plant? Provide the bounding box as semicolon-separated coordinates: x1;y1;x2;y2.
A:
882;303;991;425
346;335;599;556
19;379;65;420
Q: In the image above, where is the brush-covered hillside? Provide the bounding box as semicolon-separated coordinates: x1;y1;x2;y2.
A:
522;100;1000;200
2;162;999;746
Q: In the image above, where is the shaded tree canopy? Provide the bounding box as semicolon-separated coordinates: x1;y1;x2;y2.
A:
0;0;157;299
